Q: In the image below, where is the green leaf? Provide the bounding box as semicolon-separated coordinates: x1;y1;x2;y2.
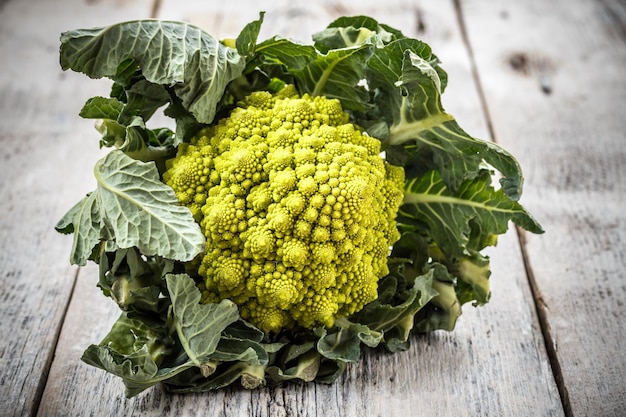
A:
386;52;479;184
482;141;527;201
414;263;462;332
222;319;265;342
95;151;205;259
291;44;373;110
60;20;245;124
208;336;267;365
118;79;171;124
91;116;175;167
255;37;318;71
99;312;173;360
277;341;316;364
388;231;430;271
162;93;204;146
81;311;186;398
55;151;205;264
98;247;174;313
400;170;543;256
364;38;441;117
79;96;124;119
94;119;126;148
266;349;321;383
325;15;406;38
166;362;266;393
110;58;141;87
120;117;173;162
118;117;151;155
82;344;193;398
166;274;240;373
351;271;438;351
236;12;265;56
313;26;379;52
373;48;523;197
55;192;101;265
315;318;382;363
313;15;404;53
454;250;492;305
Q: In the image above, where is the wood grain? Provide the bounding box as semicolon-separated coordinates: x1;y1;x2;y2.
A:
34;1;563;416
461;0;626;415
0;1;156;416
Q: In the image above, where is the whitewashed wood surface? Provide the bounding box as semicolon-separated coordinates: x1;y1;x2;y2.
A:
0;0;623;416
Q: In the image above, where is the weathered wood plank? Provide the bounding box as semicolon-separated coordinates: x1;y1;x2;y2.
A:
0;1;156;416
36;1;563;416
461;0;626;415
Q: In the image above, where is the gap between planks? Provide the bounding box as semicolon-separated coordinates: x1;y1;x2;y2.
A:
517;226;573;417
453;0;570;415
150;0;162;19
32;267;81;417
452;0;496;141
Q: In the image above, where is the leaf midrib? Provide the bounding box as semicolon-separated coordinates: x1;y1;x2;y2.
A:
403;191;519;215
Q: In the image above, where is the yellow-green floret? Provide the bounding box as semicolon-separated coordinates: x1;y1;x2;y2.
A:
163;87;404;333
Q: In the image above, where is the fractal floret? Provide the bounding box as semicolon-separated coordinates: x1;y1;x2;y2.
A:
163;87;405;332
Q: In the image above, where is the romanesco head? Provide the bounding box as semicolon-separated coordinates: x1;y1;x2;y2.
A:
164;87;404;333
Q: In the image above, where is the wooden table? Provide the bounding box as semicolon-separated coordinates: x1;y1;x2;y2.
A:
1;0;624;416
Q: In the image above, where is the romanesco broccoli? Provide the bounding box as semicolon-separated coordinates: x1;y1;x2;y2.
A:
163;86;404;333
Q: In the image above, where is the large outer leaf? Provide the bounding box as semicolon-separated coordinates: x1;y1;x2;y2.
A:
60;20;245;123
400;170;543;256
56;151;205;264
95;151;205;260
366;46;524;199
